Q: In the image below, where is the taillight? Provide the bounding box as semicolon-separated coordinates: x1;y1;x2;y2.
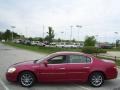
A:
113;66;117;69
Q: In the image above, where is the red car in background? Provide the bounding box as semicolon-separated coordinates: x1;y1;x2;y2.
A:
6;51;118;87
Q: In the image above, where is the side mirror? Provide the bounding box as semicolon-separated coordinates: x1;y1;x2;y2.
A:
43;61;48;67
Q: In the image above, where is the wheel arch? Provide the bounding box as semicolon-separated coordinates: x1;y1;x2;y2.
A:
88;71;107;81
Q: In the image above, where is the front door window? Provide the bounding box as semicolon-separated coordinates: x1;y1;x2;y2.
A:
48;55;67;64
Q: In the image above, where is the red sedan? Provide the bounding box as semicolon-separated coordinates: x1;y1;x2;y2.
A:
6;51;118;87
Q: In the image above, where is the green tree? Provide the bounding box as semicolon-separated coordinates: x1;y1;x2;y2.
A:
65;40;70;42
0;31;3;40
1;29;21;41
116;40;120;47
3;29;12;41
84;36;96;46
12;32;20;39
72;38;76;42
28;37;33;41
57;38;61;42
45;27;55;44
38;37;43;42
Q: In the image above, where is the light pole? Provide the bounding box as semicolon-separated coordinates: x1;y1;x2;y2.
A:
95;35;98;41
76;25;82;42
11;26;16;41
70;26;73;42
43;25;45;39
61;31;64;42
95;35;99;48
114;32;119;48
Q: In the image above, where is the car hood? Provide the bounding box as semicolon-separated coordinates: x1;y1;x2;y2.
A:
12;60;35;67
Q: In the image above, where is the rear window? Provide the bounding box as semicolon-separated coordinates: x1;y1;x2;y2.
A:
69;55;91;63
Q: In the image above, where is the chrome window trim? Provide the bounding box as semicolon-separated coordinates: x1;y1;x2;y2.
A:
46;54;93;65
47;57;93;65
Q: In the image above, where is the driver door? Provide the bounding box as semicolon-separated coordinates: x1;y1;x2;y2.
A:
39;55;68;82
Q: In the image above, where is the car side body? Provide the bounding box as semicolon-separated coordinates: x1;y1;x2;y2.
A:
6;51;118;87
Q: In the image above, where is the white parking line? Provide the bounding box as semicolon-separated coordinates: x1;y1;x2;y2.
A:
117;77;120;80
0;78;10;90
73;83;91;90
80;86;91;90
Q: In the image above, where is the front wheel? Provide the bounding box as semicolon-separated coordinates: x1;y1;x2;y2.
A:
18;71;35;87
88;72;104;87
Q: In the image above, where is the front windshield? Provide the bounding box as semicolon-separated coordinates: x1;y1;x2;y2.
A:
36;53;54;63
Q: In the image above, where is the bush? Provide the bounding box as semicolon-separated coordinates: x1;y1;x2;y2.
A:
82;46;107;54
97;48;107;53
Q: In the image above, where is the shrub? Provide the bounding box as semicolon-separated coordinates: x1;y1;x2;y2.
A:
81;46;107;54
97;48;107;53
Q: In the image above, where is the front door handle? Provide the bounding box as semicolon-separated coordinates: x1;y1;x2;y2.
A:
59;68;65;70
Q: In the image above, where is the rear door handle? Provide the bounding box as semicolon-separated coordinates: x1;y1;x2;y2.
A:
59;68;65;70
83;67;90;69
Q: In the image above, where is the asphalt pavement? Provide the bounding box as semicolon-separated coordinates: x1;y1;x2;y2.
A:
0;43;120;90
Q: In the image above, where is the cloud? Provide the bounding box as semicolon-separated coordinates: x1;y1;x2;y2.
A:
0;0;120;42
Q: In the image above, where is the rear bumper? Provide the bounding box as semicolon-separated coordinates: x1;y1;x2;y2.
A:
106;67;118;80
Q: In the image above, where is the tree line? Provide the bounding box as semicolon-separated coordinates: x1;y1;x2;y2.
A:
0;27;55;44
0;29;21;41
0;27;97;46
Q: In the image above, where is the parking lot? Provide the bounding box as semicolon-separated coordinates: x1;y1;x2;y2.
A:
0;43;120;90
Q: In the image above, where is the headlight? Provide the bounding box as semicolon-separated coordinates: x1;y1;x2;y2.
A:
7;67;16;73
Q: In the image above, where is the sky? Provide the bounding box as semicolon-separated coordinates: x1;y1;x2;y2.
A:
0;0;120;42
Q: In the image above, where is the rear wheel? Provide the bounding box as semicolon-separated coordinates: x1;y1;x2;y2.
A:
88;72;104;87
18;71;35;87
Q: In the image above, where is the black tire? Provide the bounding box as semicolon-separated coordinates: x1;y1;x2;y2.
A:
88;72;104;87
18;71;35;87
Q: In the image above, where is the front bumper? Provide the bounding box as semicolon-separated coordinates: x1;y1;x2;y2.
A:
6;72;18;82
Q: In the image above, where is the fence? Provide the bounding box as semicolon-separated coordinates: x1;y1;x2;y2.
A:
93;53;120;62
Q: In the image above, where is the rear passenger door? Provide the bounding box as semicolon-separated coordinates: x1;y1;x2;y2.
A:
67;55;91;81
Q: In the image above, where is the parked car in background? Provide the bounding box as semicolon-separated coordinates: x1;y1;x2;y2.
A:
64;44;77;48
56;42;65;48
44;42;56;47
50;42;56;46
75;43;84;48
101;45;113;49
56;42;83;48
30;41;39;46
37;42;46;47
24;40;31;45
1;39;5;42
6;51;118;87
13;39;22;44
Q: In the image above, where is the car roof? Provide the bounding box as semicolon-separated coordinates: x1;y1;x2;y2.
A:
52;51;92;57
55;51;83;54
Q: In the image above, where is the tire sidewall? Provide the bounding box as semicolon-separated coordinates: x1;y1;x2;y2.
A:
18;71;35;87
89;72;104;87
